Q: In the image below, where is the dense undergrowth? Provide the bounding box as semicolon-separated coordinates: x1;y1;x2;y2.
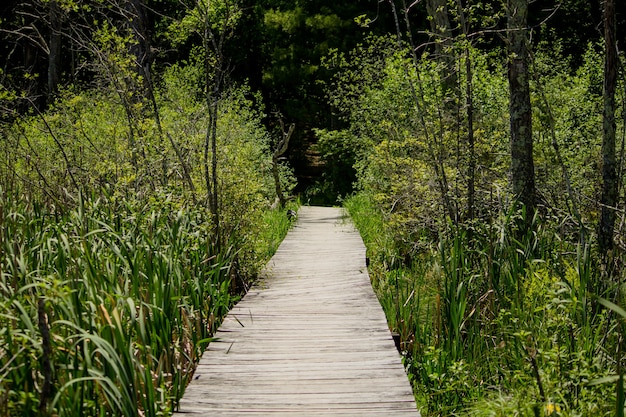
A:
347;193;620;416
0;46;297;414
326;32;626;416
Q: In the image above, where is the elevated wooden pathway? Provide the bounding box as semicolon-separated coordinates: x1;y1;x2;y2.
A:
176;206;419;416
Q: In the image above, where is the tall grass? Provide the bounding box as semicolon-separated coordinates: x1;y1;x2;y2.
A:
345;192;620;416
0;189;292;416
257;200;299;261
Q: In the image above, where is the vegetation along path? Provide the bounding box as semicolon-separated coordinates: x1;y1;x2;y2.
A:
176;206;419;416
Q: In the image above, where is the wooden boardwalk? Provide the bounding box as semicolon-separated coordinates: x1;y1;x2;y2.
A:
176;206;419;416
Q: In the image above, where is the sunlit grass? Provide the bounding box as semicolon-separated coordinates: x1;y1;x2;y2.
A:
257;199;299;261
0;190;292;416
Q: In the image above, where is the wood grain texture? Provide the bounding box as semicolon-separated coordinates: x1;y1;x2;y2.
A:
175;206;420;416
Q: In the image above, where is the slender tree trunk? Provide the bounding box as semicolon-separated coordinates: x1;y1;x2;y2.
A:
210;94;220;244
391;0;457;223
507;0;535;215
599;0;617;253
455;0;475;222
426;0;457;97
126;0;152;88
201;3;226;249
465;48;475;222
47;0;62;104
205;85;220;248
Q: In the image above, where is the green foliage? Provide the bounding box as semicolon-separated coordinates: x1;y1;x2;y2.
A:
337;26;625;415
531;41;606;223
214;87;296;275
313;129;361;202
322;34;397;122
327;39;510;258
264;7;305;34
256;0;376;141
1;59;295;270
0;186;295;415
165;0;242;46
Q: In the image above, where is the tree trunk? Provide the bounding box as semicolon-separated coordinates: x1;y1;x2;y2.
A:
126;0;152;87
205;79;221;248
465;48;475;222
507;0;535;215
599;0;617;253
455;0;475;222
47;0;62;104
426;0;457;95
202;2;227;249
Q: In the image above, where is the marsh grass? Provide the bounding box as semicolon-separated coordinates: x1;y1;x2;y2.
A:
257;199;299;261
346;192;621;416
0;190;293;416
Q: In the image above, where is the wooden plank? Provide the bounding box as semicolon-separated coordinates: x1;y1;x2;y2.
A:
175;206;420;416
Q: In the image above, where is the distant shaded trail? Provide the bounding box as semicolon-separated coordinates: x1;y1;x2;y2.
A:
176;206;419;416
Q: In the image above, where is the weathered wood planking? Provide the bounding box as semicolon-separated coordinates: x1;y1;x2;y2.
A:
175;206;420;416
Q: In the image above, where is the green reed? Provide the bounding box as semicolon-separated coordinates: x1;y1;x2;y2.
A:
345;192;619;416
0;190;237;416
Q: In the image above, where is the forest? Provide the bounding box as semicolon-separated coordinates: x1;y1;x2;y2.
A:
1;0;626;415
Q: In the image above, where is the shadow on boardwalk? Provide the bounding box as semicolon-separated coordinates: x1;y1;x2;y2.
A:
175;206;420;416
